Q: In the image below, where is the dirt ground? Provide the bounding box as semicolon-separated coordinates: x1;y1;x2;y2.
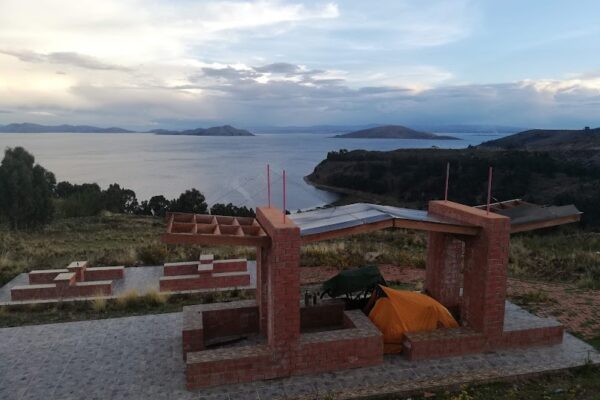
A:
300;265;600;340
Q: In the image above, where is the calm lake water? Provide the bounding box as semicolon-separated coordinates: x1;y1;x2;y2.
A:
0;132;505;210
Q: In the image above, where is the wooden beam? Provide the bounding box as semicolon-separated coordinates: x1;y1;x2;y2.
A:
300;219;395;244
393;219;480;236
510;214;581;234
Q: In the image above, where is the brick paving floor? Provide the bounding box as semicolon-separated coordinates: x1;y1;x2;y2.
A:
1;303;598;400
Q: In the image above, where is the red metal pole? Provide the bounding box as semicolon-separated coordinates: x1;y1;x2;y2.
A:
282;170;286;223
486;166;493;214
267;164;271;208
444;162;450;202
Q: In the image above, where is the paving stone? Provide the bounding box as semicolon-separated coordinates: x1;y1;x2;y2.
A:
1;304;599;400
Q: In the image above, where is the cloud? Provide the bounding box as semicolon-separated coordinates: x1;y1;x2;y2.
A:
0;49;129;71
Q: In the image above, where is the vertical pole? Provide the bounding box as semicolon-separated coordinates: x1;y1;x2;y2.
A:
282;170;286;223
486;166;493;215
444;162;450;202
267;164;271;208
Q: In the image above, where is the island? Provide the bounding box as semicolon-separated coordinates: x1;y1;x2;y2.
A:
150;125;254;136
334;125;459;140
0;123;133;133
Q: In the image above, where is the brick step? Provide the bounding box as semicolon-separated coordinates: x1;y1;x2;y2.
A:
54;272;77;287
164;261;202;276
28;269;69;284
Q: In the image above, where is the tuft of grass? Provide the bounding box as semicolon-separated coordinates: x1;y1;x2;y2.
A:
91;297;107;313
116;289;139;309
142;289;169;306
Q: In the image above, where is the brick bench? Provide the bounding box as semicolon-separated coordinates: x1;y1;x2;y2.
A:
213;259;247;273
164;261;202;276
74;280;113;297
160;272;250;292
28;269;69;284
85;266;124;281
11;284;58;301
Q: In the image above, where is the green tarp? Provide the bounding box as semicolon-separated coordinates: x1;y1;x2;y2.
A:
321;265;386;298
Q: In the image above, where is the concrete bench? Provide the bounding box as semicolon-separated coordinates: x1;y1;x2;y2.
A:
28;269;68;284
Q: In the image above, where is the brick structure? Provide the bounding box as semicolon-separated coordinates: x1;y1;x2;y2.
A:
183;208;383;389
406;201;563;360
11;262;123;301
159;256;251;292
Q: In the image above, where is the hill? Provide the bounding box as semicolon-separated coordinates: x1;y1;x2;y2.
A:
150;125;254;136
479;127;600;150
334;125;458;140
306;148;600;228
0;123;132;133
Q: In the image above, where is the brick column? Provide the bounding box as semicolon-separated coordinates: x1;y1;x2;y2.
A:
256;207;301;348
425;233;463;310
428;201;510;337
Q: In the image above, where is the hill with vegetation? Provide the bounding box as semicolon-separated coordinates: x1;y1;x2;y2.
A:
334;125;458;140
150;125;254;136
480;127;600;151
307;148;600;228
0;123;132;133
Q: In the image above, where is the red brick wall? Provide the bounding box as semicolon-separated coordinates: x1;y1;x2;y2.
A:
84;267;124;281
213;260;247;273
428;201;510;337
159;274;250;292
28;270;66;284
300;301;345;332
425;233;463;310
256;207;301;348
164;263;199;276
203;306;259;342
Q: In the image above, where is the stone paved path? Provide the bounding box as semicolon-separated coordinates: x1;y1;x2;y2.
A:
1;303;598;400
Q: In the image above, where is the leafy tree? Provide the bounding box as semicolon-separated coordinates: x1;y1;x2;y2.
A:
56;183;104;218
103;183;138;213
0;147;55;229
170;188;208;214
210;202;255;217
147;195;170;217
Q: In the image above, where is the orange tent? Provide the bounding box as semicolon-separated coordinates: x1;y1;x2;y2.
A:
368;286;459;353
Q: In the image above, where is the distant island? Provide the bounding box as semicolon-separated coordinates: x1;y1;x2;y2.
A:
0;122;254;136
334;125;459;140
0;123;133;134
479;127;600;150
150;125;254;136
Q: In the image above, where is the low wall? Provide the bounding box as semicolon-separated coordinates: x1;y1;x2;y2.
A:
159;273;250;292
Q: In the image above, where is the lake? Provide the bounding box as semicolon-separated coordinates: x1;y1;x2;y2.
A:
0;132;505;210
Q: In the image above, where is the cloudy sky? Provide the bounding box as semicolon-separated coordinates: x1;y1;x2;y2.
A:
0;0;599;130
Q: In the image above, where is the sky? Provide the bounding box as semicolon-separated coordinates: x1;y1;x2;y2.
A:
0;0;599;130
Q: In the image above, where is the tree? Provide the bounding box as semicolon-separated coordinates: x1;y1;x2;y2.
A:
103;183;138;213
210;202;255;217
170;189;208;214
0;147;55;229
147;195;170;217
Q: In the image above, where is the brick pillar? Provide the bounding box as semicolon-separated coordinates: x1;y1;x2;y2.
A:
428;201;510;337
425;233;463;310
256;207;301;348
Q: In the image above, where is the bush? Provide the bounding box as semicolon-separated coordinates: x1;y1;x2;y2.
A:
137;244;167;265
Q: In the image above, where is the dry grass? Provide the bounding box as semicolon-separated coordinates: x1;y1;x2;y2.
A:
91;297;107;312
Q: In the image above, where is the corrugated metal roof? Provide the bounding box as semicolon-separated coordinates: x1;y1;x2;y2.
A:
290;202;582;237
289;203;472;236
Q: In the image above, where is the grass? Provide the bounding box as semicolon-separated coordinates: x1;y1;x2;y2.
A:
0;289;253;328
